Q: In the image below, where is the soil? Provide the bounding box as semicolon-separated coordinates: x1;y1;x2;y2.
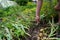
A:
25;19;60;40
25;20;51;40
20;16;60;40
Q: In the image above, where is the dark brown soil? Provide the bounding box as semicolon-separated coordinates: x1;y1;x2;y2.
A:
25;19;60;40
25;20;50;40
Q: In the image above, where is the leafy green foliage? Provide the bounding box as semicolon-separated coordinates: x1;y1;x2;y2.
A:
48;19;59;37
0;0;59;40
12;0;30;5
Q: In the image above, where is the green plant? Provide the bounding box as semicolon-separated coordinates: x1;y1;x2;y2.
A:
48;18;59;37
0;0;58;40
12;0;29;5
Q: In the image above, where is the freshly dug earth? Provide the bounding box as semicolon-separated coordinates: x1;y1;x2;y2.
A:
26;20;51;40
25;19;59;40
20;16;60;40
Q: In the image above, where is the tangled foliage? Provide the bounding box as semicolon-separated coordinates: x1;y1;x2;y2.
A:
12;0;32;5
0;0;58;40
